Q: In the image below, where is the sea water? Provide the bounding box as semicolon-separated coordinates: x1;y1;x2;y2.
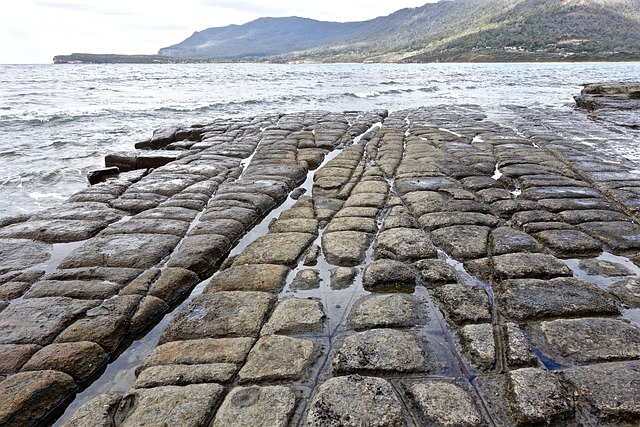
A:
1;62;639;219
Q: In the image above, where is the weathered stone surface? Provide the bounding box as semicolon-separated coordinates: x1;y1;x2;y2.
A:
262;298;325;335
0;344;41;375
490;226;543;255
433;284;491;325
535;229;603;257
147;267;199;303
128;295;169;334
537;317;640;364
24;279;124;300
460;324;495;370
0;297;99;345
329;266;355;290
21;341;108;382
238;335;318;382
497;277;620;321
61;393;122;427
511;210;559;227
507;368;573;425
160;292;272;344
562;361;640;423
432;225;490;260
205;264;290;293
578;221;640;251
137;337;254;375
395;177;459;194
55;295;141;352
134;363;236;388
408;380;484;427
343;192;387;209
609;277;640;307
506;323;537;367
348;294;423;330
289;269;322;291
0;219;109;243
270;218;319;234
234;232;315;266
213;386;297;427
59;233;181;269
119;384;224;427
415;259;458;287
363;259;417;293
167;234;231;274
374;228;437;261
326;217;378;233
102;218;189;237
47;267;142;286
0;238;52;275
578;258;632;277
419;212;501;230
465;253;571;281
559;209;629;224
333;329;430;374
322;231;371;266
0;370;76;427
305;375;404;427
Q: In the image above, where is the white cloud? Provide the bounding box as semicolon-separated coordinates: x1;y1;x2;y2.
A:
0;0;436;63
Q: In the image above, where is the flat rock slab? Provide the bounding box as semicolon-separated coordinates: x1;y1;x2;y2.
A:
326;217;378;233
0;344;41;375
137;337;254;375
460;324;495;370
120;384;224;427
290;269;321;291
134;363;237;388
497;277;620;321
562;360;640;423
213;386;297;427
59;233;181;269
60;392;122;427
465;253;571;282
305;375;405;427
363;259;417;293
348;294;424;330
205;264;290;294
0;297;99;346
0;370;76;427
159;292;272;344
21;341;108;382
609;278;640;306
535;317;640;364
374;227;437;261
407;380;484;427
535;229;602;257
329;267;355;290
578;259;632;277
490;226;543;255
0;219;108;243
431;225;490;261
433;284;491;326
234;232;315;266
415;259;458;287
507;368;574;425
0;238;52;275
238;335;318;383
419;212;502;231
261;298;325;335
578;221;640;252
24;279;124;300
332;328;431;374
166;234;231;275
322;231;371;266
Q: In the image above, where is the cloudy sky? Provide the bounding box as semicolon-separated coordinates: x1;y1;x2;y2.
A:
1;0;436;64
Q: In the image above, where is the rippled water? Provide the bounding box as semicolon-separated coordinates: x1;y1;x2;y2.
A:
0;62;638;218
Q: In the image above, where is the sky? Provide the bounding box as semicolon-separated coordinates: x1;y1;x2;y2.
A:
0;0;436;64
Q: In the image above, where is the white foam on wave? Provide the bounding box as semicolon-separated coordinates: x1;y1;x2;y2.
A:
28;192;67;201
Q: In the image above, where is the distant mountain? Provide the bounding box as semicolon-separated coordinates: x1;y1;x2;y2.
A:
157;0;640;62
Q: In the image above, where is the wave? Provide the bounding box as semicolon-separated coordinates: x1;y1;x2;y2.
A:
342;86;439;99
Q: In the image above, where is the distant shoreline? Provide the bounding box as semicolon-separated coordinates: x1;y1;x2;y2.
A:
53;52;640;65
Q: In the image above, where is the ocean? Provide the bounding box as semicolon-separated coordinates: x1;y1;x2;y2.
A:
1;62;639;219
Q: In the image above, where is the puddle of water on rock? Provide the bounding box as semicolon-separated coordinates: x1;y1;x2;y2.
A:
440;249;495;304
491;163;503;180
564;251;640;290
37;240;87;276
530;346;566;371
622;308;640;328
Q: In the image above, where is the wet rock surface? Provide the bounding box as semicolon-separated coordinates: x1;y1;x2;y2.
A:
2;106;640;426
